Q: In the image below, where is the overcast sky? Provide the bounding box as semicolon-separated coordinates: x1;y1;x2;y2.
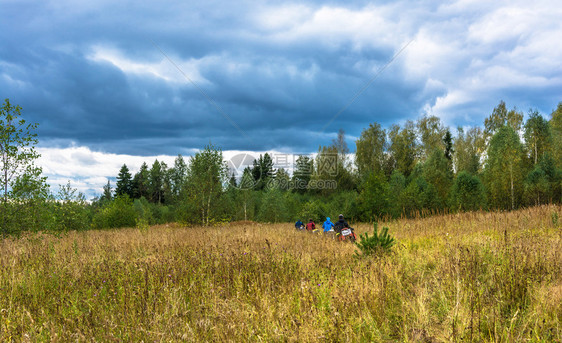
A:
1;0;561;197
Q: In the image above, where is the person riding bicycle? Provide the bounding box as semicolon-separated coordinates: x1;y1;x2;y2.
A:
333;214;349;234
306;218;316;231
295;219;304;230
322;217;334;233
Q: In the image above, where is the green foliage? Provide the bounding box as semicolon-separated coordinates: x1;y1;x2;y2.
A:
388;170;406;217
423;148;453;203
115;164;133;198
133;197;154;223
251;153;275;191
136;217;150;232
292;155;313;194
400;176;441;215
449;171;487;211
388;121;418;177
183;143;228;225
355;222;396;256
92;195;136;229
524;109;552;165
485;126;527;210
524;165;549;206
53;182;89;231
484;100;523;139
1;98;42;234
132;162;150;199
356;171;390;221
355;122;387;179
299;199;325;224
257;189;286;222
416;115;446;160
552;211;559;227
454;126;484;175
550;102;562;171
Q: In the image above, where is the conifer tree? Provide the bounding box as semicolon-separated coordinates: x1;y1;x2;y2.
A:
115;164;133;198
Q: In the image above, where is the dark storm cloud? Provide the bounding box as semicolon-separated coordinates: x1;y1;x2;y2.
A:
2;0;561;159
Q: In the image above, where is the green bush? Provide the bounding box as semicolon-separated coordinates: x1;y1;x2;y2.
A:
92;195;136;229
355;222;396;256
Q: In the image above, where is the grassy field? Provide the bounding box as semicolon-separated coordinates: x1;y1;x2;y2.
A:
1;205;561;342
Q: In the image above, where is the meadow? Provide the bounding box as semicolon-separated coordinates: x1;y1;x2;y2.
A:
1;205;561;342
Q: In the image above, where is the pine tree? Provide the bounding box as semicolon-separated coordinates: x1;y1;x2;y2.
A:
148;160;164;204
132;162;149;199
101;179;113;202
251;153;275;191
115;164;133;198
170;155;188;200
292;155;313;194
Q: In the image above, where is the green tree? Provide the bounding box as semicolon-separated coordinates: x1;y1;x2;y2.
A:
524;109;552;165
388;170;406;218
355;122;387;179
485;126;526;210
8;166;51;232
251;153;275;191
292;155;313;194
524;166;549;206
100;179;113;203
53;182;89;231
550;102;562;170
356;171;390;221
443;129;454;161
275;168;291;191
449;171;487;211
185;144;228;225
454;126;484;175
388;121;418;177
238;168;256;221
416;115;446;160
423;148;453;206
0;99;42;233
115;164;133;198
132;162;149;199
484;100;523;141
148;160;163;204
92;195;137;229
330;129;356;191
170;155;188;199
258;188;286;222
312;145;338;196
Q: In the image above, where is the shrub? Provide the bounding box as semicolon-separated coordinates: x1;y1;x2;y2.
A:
355;222;396;256
91;195;136;229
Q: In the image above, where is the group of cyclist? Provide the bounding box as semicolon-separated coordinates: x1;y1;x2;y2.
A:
294;214;351;234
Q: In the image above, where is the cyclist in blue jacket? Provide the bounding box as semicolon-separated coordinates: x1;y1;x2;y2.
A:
322;217;334;233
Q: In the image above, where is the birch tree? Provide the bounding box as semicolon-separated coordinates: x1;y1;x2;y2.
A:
187;144;228;225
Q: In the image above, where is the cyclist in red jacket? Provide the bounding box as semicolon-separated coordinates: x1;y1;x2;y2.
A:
306;218;316;231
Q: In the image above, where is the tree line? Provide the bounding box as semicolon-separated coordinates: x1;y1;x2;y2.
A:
1;98;561;233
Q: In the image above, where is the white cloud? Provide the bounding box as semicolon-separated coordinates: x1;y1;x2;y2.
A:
37;145;180;197
256;4;404;51
88;45;210;84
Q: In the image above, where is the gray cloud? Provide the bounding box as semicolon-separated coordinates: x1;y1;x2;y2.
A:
1;0;561;161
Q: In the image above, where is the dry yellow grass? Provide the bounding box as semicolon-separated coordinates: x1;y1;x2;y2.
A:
1;205;561;342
